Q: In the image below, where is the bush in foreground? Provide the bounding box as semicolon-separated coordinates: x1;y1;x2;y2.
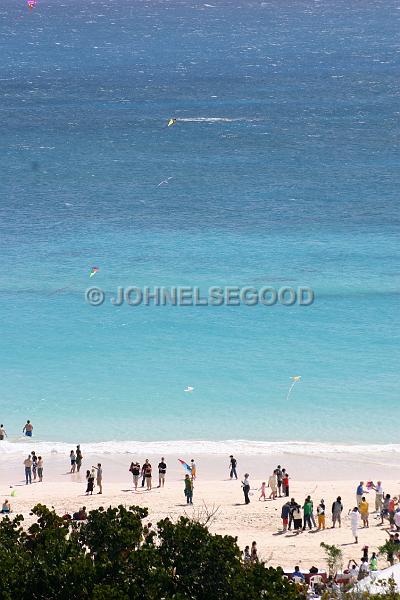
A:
0;504;303;600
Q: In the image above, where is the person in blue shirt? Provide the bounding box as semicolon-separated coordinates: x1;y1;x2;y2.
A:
356;481;368;507
292;566;305;580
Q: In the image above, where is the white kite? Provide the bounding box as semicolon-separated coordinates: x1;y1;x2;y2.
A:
157;177;173;187
286;375;301;402
184;386;194;392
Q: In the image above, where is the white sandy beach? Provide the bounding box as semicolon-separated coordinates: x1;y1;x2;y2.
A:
1;448;400;571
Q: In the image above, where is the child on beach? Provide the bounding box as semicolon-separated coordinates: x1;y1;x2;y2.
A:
70;450;76;473
259;482;266;501
317;499;326;530
282;473;289;497
359;496;369;527
190;459;196;481
37;456;43;482
243;546;251;565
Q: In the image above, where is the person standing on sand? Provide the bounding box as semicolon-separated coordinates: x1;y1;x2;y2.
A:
76;445;83;472
184;474;193;504
0;424;7;440
141;460;150;487
70;450;76;473
302;495;313;530
259;481;266;501
242;473;250;505
288;498;299;530
350;506;360;543
268;471;277;499
229;455;238;480
144;461;152;490
292;505;303;534
24;455;32;485
129;461;140;491
281;501;291;532
190;459;196;481
23;420;33;437
158;457;167;488
359;496;369;527
31;451;37;481
282;472;290;497
276;465;283;497
37;456;43;482
317;499;326;530
92;463;103;494
373;481;384;513
332;496;343;528
356;481;368;507
85;470;94;495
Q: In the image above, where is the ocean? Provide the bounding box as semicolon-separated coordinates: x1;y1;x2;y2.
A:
0;0;399;451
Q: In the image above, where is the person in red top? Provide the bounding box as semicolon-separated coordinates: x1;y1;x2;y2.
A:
389;497;397;526
283;473;290;497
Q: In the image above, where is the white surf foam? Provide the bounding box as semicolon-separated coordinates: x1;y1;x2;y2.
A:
1;439;400;457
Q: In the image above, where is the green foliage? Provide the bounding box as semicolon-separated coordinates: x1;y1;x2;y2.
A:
379;541;398;565
320;541;343;576
0;503;303;600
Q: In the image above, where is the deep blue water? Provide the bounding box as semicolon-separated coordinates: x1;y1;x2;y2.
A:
0;0;399;444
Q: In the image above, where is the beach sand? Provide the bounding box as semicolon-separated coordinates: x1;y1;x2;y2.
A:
1;450;400;571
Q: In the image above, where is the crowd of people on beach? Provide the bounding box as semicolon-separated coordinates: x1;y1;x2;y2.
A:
3;437;400;597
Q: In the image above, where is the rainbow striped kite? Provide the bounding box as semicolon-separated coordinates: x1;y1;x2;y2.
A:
178;459;192;474
89;266;99;278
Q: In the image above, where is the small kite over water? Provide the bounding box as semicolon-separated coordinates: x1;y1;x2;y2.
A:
27;0;37;9
184;386;194;392
89;266;99;278
286;375;301;402
167;118;177;127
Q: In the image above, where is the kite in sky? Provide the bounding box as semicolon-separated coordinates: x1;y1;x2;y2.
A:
89;266;99;278
178;459;192;474
286;375;301;402
167;118;177;127
27;0;37;9
184;386;194;392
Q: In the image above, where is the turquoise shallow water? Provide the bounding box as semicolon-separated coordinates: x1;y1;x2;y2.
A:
0;0;399;445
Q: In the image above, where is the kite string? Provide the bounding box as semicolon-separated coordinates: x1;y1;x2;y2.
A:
286;381;296;402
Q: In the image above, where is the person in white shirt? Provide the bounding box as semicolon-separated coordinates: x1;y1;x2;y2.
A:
0;424;7;440
358;558;369;580
350;507;360;543
373;481;384;512
347;560;359;583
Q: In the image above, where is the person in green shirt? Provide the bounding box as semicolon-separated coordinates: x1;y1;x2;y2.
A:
303;495;314;530
370;552;378;571
184;474;193;504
